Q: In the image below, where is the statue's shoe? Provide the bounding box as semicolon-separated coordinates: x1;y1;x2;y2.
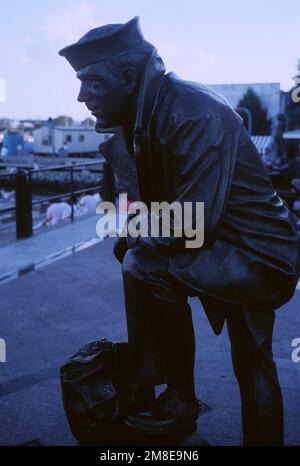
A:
124;389;200;435
122;386;156;415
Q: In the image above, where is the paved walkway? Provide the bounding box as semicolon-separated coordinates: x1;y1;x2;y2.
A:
0;214;101;282
0;210;128;283
0;237;299;446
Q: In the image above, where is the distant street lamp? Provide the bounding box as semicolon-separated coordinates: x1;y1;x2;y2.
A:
47;118;55;157
236;107;253;135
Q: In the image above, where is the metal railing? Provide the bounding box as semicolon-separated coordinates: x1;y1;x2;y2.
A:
0;160;115;239
1;159;299;241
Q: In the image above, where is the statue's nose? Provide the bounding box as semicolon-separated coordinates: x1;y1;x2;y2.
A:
77;82;89;103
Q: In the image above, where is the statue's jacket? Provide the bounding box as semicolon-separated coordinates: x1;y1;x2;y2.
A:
131;56;300;333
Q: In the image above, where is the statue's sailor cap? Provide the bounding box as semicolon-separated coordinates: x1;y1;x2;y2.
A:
58;16;144;71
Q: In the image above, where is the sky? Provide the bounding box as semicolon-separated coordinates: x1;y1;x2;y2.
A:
0;0;299;121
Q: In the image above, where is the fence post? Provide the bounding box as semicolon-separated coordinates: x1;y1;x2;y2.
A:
70;166;74;221
102;161;115;202
15;169;32;239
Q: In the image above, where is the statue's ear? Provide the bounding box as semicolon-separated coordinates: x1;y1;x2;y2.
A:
121;67;137;94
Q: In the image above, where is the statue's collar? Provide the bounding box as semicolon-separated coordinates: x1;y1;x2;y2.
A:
133;50;167;136
132;51;167;205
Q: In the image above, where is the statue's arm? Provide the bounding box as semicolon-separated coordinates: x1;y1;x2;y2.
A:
135;113;225;253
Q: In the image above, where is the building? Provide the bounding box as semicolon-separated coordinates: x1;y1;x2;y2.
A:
283;129;300;141
33;124;109;156
207;82;285;130
283;129;300;158
2;133;24;156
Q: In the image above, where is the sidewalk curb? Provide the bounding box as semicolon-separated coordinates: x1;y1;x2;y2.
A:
0;236;103;286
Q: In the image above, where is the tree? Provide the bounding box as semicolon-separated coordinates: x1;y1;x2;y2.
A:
52;115;74;126
81;117;95;128
286;60;300;130
237;88;271;135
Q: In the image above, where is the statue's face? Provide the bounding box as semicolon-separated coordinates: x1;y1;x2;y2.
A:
76;61;135;130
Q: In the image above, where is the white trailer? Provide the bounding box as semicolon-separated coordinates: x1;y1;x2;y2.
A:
33;125;108;156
